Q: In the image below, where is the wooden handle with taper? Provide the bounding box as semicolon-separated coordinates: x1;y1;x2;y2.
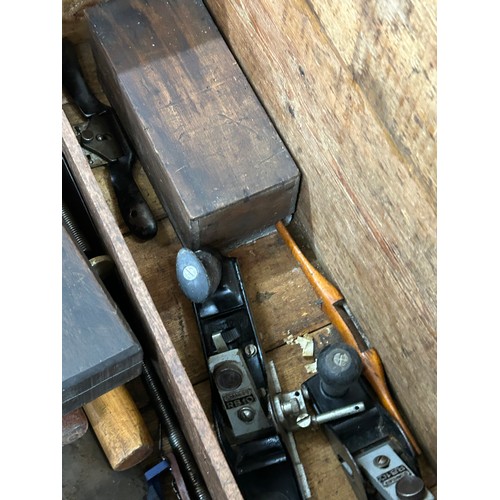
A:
275;221;421;455
83;385;154;470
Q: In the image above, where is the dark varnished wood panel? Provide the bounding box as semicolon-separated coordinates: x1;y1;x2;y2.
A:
85;0;300;249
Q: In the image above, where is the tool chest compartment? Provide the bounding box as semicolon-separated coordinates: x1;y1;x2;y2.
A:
62;0;436;498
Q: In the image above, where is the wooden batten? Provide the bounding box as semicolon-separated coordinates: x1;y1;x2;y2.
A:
204;0;437;468
62;110;242;500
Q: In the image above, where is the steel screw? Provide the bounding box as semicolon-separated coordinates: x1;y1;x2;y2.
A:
333;351;350;367
81;129;94;142
395;475;426;500
373;455;391;469
295;413;312;429
213;363;243;391
238;407;255;422
182;265;198;281
244;344;257;358
301;384;310;401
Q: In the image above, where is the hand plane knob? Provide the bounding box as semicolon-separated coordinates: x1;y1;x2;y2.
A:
176;248;222;303
317;343;362;398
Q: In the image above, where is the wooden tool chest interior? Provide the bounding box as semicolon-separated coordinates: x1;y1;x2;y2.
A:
62;1;436;498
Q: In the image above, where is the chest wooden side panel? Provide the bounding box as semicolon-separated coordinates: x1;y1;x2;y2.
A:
86;0;300;249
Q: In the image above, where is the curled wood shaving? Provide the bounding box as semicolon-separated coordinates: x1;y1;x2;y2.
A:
295;336;314;357
284;332;315;358
305;361;317;374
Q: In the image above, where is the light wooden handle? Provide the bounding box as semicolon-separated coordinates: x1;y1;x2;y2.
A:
360;349;421;454
83;385;154;471
276;221;421;455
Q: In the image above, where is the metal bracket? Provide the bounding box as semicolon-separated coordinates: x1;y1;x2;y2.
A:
71;124;109;168
267;360;311;499
73;113;124;168
356;444;434;500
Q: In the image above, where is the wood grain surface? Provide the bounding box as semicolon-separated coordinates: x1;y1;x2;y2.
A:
204;0;437;469
85;0;300;249
306;0;436;192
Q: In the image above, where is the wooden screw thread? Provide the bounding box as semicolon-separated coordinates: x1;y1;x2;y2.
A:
83;385;154;471
275;221;421;455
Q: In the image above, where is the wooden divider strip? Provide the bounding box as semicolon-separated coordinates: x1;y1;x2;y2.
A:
62;109;242;500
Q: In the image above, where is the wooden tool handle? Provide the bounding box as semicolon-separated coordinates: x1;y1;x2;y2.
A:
62;408;89;446
83;385;154;471
275;221;421;455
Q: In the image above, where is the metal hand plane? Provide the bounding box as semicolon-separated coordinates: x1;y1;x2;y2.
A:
176;247;309;499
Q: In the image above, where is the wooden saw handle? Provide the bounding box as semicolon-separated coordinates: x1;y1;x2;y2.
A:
275;221;421;455
83;385;154;471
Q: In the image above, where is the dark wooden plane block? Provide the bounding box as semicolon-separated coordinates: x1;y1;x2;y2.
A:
62;225;143;414
86;0;300;249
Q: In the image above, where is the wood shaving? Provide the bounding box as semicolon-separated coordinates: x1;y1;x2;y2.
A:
285;333;315;357
305;361;317;374
294;336;314;357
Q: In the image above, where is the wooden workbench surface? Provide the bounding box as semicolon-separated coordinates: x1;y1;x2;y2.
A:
62;38;436;498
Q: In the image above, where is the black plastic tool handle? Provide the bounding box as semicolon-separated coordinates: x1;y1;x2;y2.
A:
108;155;158;240
62;38;107;117
62;38;157;240
105;111;158;239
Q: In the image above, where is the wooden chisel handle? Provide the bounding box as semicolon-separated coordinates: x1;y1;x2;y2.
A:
275;221;421;455
83;385;154;471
